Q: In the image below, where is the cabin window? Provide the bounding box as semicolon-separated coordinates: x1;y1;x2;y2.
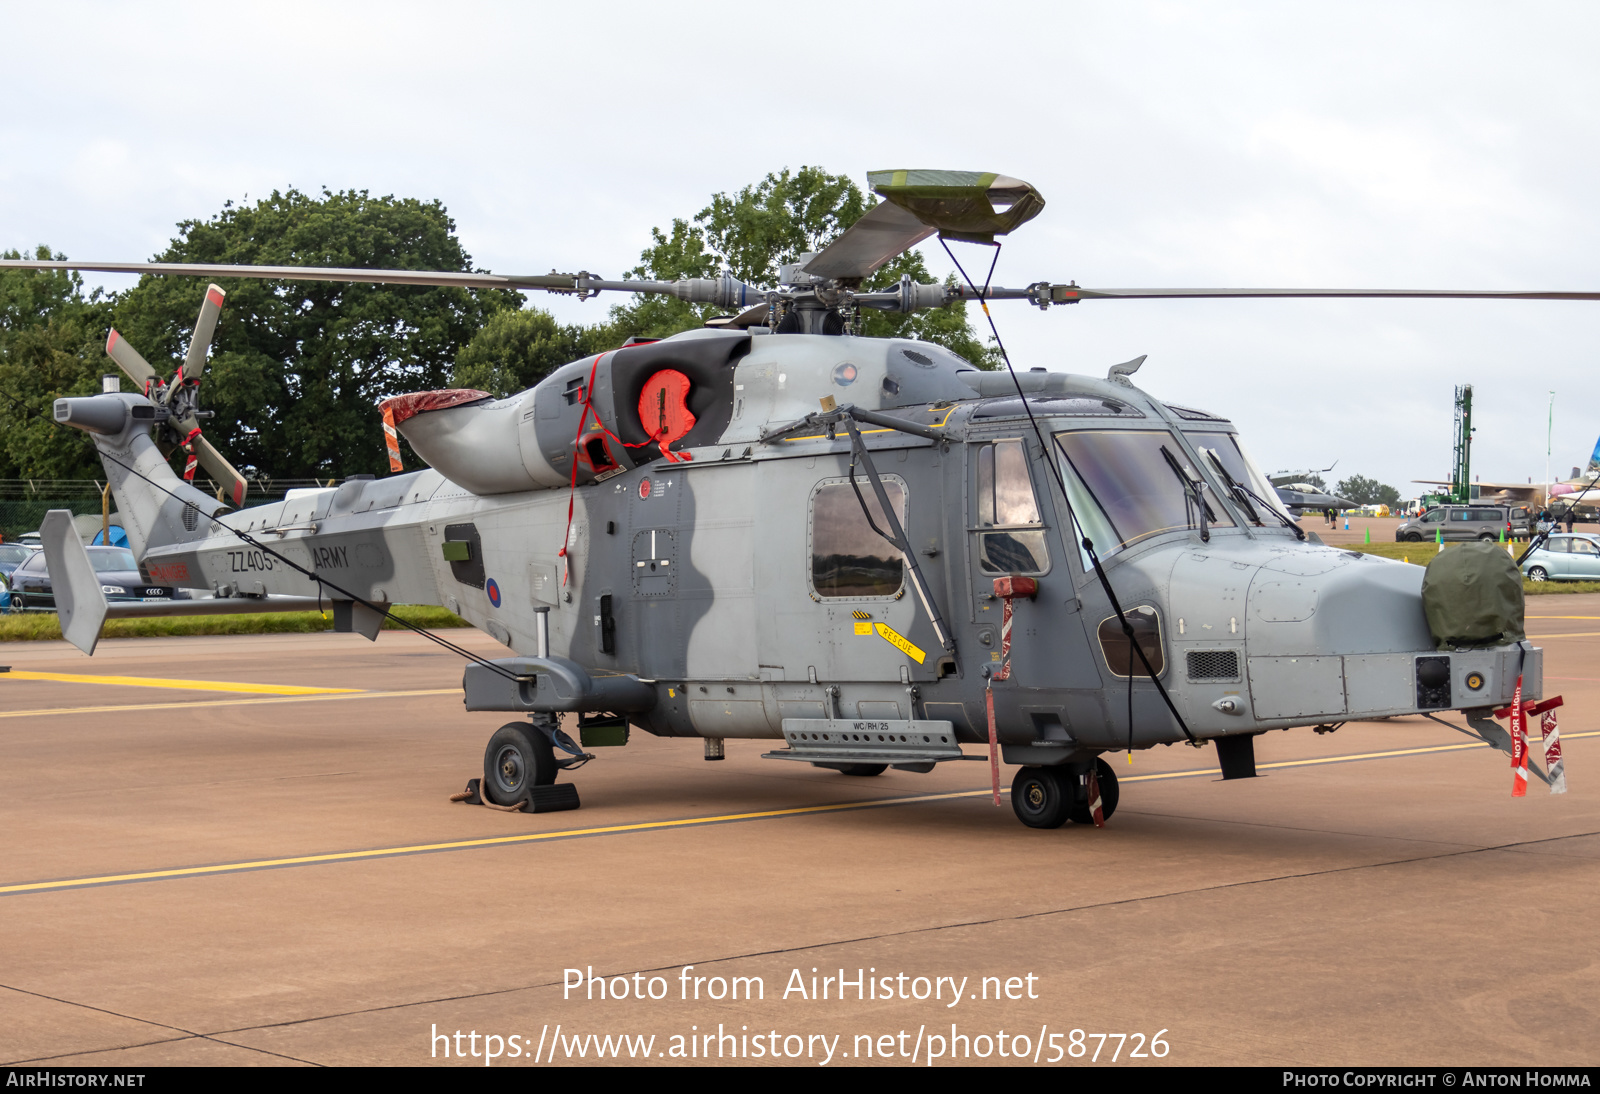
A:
974;439;1049;575
1097;606;1166;678
809;478;906;599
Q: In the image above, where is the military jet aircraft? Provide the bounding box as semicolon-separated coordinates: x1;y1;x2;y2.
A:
1268;467;1359;517
5;169;1578;828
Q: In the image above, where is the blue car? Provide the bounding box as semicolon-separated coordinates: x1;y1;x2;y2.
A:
1521;533;1600;582
0;542;30;582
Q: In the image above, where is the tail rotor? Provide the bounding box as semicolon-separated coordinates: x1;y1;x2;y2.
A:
104;283;249;507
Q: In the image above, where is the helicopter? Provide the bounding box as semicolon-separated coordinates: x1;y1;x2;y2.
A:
6;168;1579;829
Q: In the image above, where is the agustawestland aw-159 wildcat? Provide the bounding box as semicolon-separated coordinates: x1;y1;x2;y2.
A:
3;169;1579;828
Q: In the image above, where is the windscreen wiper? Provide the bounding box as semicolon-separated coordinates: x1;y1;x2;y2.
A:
1202;448;1260;523
1160;445;1210;543
1203;449;1305;540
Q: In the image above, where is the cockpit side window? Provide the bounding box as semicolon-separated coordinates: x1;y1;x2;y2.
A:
974;440;1050;575
809;478;906;599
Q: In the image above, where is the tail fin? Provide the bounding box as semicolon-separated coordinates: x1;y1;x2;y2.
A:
53;393;227;560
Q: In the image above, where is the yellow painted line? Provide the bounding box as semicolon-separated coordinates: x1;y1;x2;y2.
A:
6;730;1595;897
1527;615;1600;620
0;788;995;896
1;670;359;696
0;688;460;719
1122;730;1600;782
1528;632;1600;639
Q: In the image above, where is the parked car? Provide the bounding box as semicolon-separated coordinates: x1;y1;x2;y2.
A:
6;546;189;611
1521;534;1600;582
1395;504;1515;543
0;542;30;581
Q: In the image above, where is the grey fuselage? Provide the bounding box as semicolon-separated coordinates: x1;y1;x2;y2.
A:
85;328;1538;764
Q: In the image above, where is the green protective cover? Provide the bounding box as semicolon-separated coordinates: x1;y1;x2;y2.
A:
867;169;1046;242
1421;544;1526;650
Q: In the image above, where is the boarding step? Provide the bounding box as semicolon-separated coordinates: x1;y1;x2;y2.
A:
762;718;975;772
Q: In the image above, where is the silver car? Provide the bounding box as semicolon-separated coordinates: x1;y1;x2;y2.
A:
1396;504;1514;543
1521;533;1600;582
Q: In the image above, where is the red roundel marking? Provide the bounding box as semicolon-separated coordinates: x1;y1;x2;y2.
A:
637;369;695;452
639;477;652;500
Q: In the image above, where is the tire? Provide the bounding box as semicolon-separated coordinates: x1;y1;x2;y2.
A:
1478;533;1496;542
1069;758;1121;824
838;763;887;777
1403;533;1423;543
1011;767;1071;829
1527;566;1548;582
482;723;557;805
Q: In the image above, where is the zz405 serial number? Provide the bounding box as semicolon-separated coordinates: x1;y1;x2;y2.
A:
227;550;278;573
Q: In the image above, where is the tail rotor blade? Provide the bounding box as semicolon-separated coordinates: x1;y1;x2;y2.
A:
105;329;160;392
182;284;226;382
191;431;248;508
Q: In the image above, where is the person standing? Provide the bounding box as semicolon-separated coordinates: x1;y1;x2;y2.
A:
1565;508;1577;534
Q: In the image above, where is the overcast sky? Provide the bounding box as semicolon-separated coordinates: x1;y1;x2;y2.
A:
5;1;1598;492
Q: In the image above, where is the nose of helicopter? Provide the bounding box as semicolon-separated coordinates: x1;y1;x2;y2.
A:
1246;551;1432;658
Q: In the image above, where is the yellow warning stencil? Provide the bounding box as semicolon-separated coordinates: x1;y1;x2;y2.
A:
853;621;872;636
874;623;926;664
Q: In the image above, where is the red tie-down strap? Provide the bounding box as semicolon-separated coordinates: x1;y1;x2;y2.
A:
180;426;203;483
984;575;1040;805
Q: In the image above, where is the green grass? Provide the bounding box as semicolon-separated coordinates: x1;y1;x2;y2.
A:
1344;542;1600;595
0;603;472;642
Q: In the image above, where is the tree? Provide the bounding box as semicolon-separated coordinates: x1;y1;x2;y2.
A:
451;307;619;398
0;248;113;479
113;189;522;480
1336;474;1401;507
608;168;999;367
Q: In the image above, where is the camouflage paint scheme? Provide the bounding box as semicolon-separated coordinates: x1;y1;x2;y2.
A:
68;326;1539;768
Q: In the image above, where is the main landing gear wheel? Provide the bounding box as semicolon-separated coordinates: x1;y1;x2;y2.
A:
838;763;887;777
1069;758;1120;825
1528;566;1548;581
1011;767;1071;829
483;723;557;806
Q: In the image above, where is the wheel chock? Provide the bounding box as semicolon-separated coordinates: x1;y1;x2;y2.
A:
450;778;581;814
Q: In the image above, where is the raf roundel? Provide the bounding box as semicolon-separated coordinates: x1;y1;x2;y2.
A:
486;579;501;608
831;362;858;386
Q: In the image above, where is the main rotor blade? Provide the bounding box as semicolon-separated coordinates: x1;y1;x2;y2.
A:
1038;286;1600;303
104;330;160;391
0;258;576;291
801;202;936;281
181;284;226;383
